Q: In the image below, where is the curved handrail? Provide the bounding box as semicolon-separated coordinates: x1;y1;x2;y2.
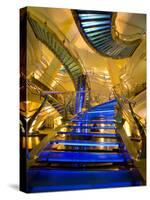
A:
113;27;145;42
33;71;66;92
28;13;90;90
113;89;146;159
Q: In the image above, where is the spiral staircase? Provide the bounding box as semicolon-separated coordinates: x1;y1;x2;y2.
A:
73;10;141;58
28;15;89;90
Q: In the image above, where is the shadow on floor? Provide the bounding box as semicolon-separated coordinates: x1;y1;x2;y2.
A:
9;184;19;191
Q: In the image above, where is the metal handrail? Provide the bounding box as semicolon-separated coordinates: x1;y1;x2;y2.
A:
33;71;67;92
114;89;146;159
114;27;145;42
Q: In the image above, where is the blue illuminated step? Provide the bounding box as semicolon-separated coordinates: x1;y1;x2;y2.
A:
87;110;115;114
37;151;130;163
90;107;116;111
27;168;142;192
71;120;116;124
66;125;116;130
48;140;120;147
77;113;115;119
92;99;117;109
78;13;111;20
74;117;115;121
57;132;119;138
93;105;116;110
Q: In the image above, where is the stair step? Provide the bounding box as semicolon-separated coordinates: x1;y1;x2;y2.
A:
84;25;111;33
78;115;115;119
90;31;111;40
94;99;117;106
28;168;142;192
66;126;116;130
71;119;116;123
91;35;112;45
87;29;111;37
57;132;119;138
81;20;111;28
48;140;120;147
87;110;115;113
37;151;129;163
74;118;116;122
70;120;115;124
78;13;111;20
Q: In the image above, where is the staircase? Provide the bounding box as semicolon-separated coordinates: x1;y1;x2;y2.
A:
27;98;143;192
28;14;88;90
27;77;65;116
73;10;141;58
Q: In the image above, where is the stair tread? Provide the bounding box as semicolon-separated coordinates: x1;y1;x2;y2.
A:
37;151;130;163
28;168;142;192
66;126;116;129
48;140;120;147
57;132;119;137
87;110;115;113
71;120;116;122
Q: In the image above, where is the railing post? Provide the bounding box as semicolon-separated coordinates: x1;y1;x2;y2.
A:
75;75;86;133
128;102;146;159
75;75;86;114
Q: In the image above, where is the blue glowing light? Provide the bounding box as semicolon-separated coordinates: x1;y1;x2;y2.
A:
57;131;119;138
49;140;120;147
89;33;111;41
38;151;128;163
27;167;142;192
66;125;115;129
84;25;111;33
79;14;111;20
81;20;111;27
87;29;110;37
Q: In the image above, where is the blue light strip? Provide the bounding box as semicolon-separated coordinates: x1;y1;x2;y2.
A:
49;140;120;147
91;36;112;46
71;119;116;122
87;29;110;37
89;33;111;41
84;25;111;33
81;20;111;27
38;151;126;162
79;14;111;20
66;125;115;129
87;109;114;113
57;132;119;137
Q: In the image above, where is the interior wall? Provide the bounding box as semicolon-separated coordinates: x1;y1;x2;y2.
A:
107;57;128;86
